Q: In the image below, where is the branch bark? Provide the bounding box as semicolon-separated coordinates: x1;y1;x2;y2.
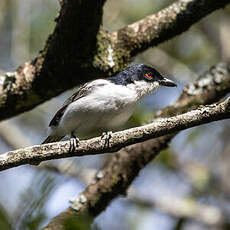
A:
115;0;230;56
1;95;230;171
43;62;230;230
0;0;229;121
0;0;106;121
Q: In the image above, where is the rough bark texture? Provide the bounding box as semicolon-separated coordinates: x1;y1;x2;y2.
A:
115;0;230;56
0;0;106;121
43;62;230;230
0;0;229;121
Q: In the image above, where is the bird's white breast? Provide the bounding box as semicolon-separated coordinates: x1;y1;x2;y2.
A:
49;79;160;139
56;81;138;138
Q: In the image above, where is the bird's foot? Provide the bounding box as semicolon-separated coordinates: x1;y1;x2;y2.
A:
69;134;80;153
101;131;112;148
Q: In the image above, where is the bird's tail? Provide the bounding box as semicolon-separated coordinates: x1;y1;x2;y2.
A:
42;135;62;144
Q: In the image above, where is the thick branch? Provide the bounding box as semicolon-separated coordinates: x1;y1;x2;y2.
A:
0;0;229;121
41;163;227;227
0;0;106;121
115;0;230;56
43;62;230;230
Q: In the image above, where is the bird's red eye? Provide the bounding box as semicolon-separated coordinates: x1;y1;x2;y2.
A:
145;73;152;80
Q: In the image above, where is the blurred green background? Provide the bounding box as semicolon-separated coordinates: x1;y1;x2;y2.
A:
0;0;230;229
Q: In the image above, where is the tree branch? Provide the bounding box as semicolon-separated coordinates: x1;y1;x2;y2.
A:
40;163;228;227
0;0;229;121
43;62;230;230
115;0;230;56
0;0;106;121
1;94;230;171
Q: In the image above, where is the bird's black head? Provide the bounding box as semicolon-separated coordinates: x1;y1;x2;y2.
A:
109;64;177;87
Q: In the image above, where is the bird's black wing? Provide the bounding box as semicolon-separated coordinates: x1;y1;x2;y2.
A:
49;83;92;127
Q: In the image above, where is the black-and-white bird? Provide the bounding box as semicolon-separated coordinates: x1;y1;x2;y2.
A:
43;64;176;144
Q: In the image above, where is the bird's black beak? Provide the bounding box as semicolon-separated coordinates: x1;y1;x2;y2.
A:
159;77;177;87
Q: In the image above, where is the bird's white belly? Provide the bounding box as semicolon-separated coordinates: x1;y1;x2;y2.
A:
73;106;134;138
58;88;136;139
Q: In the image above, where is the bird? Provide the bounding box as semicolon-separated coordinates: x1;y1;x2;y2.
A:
42;64;176;144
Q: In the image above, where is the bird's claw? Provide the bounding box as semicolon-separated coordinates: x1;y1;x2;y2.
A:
101;131;112;148
69;137;80;153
